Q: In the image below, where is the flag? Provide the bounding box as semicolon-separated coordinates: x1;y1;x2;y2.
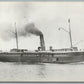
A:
68;19;70;23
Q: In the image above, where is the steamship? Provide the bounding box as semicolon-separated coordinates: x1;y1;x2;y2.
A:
0;19;84;64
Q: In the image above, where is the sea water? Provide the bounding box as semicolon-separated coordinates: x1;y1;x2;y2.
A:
0;62;84;82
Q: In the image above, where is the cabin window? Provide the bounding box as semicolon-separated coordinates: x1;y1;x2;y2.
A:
56;58;59;61
52;54;54;57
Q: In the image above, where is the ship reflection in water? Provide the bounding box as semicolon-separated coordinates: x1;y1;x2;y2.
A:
0;62;84;81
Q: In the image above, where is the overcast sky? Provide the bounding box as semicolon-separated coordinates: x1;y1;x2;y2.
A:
0;1;84;51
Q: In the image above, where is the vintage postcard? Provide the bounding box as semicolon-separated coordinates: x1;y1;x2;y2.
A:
0;1;84;82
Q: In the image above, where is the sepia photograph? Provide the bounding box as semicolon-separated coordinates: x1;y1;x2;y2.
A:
0;1;84;82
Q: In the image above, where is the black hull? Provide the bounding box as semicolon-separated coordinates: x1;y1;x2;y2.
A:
0;51;84;64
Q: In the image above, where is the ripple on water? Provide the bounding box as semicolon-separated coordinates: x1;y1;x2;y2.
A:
0;62;84;81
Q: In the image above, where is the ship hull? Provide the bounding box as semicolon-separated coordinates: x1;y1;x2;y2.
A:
0;51;84;64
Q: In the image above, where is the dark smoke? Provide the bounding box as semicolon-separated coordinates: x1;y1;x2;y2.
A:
2;23;43;41
18;23;43;37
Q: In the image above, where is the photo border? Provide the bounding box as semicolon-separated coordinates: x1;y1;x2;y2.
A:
0;0;84;84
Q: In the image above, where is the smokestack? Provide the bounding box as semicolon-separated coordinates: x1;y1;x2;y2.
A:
40;34;45;51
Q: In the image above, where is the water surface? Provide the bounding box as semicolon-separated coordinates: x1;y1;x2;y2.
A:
0;62;84;82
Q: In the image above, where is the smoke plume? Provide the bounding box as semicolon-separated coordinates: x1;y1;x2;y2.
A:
19;23;43;37
1;23;43;41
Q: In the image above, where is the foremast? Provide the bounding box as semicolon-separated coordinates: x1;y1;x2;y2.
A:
15;22;19;50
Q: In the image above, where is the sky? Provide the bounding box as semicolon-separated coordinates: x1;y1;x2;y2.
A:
0;1;84;51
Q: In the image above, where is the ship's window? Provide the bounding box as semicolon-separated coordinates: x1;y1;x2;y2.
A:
56;58;59;61
52;54;54;57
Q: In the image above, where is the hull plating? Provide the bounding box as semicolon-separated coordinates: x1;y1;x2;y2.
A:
0;51;84;64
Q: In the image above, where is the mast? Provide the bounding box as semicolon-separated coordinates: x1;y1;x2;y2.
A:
15;22;18;50
68;19;73;48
